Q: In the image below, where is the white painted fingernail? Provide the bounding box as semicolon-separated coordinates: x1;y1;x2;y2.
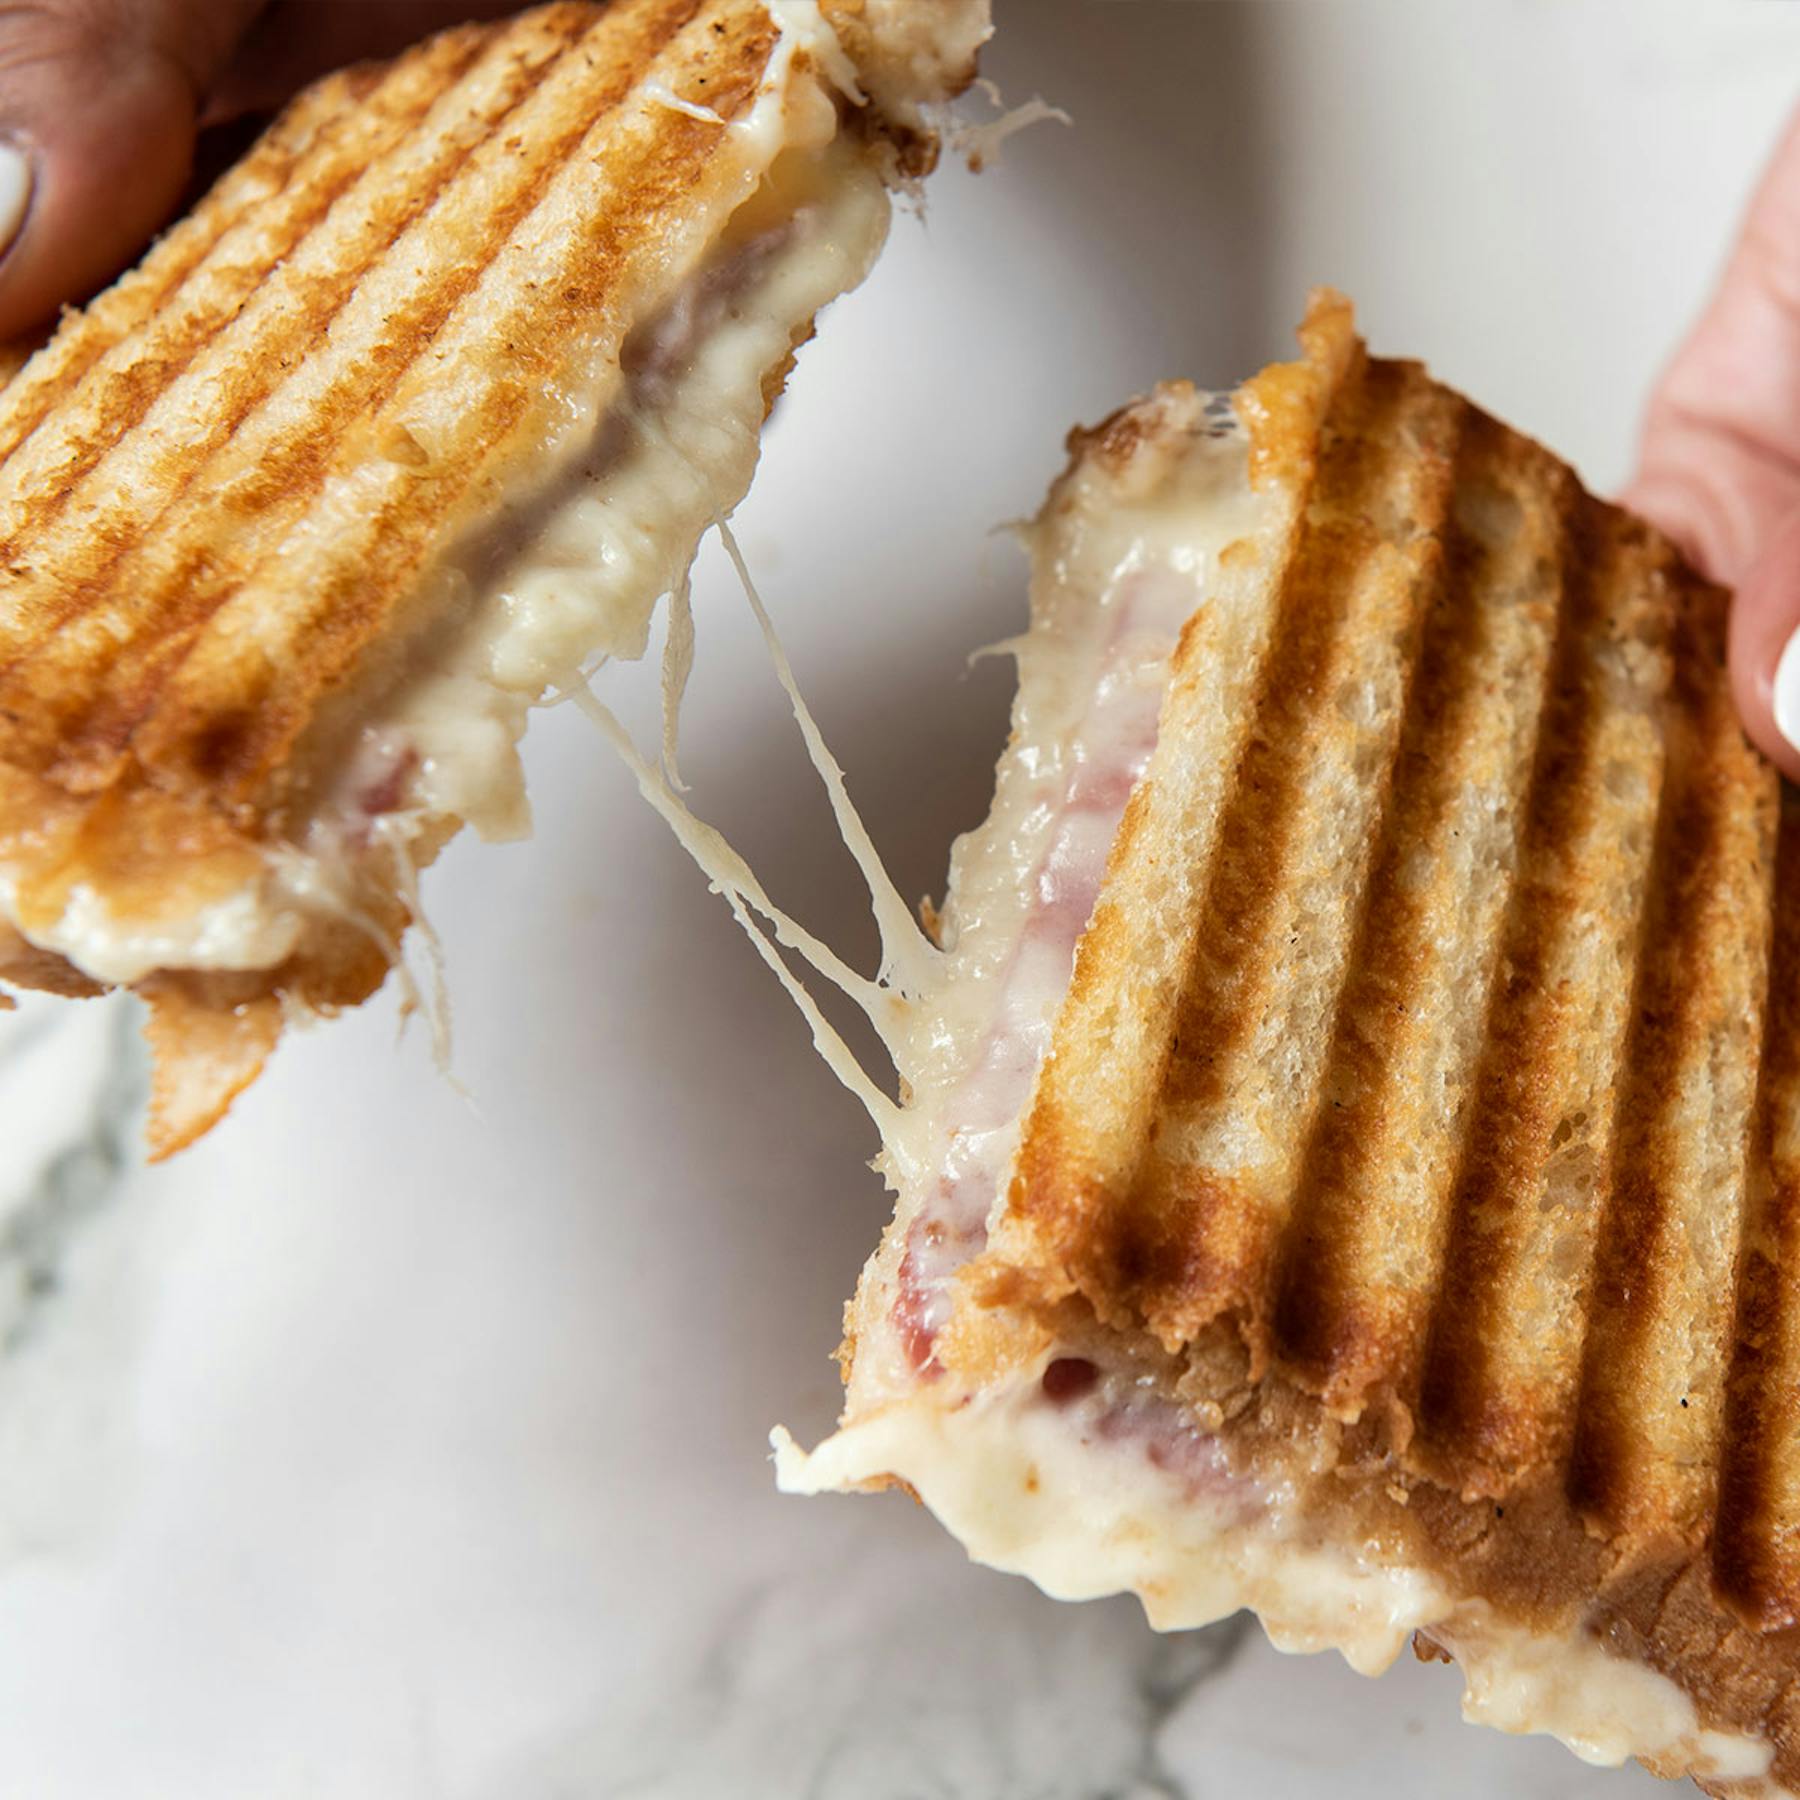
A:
0;141;31;262
1774;625;1800;752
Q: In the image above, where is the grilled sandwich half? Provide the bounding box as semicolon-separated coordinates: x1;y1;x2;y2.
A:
780;292;1800;1796
0;0;989;1154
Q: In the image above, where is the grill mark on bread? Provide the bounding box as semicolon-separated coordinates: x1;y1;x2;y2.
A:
1005;386;1315;1333
0;82;340;464
0;28;489;506
1413;502;1673;1495
1717;794;1800;1629
1267;409;1563;1422
0;3;681;773
130;9;777;796
1001;332;1792;1561
0;67;373;467
1080;361;1461;1353
1568;566;1773;1543
36;26;685;781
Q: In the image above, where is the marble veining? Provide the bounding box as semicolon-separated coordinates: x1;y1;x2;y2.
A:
488;1547;1255;1800
0;995;142;1355
0;995;153;1568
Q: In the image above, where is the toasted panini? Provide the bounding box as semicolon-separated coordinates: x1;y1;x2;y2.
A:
0;0;989;1155
781;293;1800;1796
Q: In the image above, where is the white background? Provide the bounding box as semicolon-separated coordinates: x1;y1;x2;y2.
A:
0;4;1796;1795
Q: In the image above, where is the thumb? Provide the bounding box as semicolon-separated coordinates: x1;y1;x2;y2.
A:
1732;506;1800;780
1624;103;1800;779
0;0;264;338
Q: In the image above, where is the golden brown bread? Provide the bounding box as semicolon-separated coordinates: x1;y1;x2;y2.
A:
0;0;988;1154
796;294;1800;1795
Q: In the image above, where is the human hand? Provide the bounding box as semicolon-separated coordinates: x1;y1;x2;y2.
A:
1625;104;1800;779
0;0;524;338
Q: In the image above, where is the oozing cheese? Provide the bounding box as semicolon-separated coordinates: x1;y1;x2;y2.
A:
850;401;1277;1404
774;1381;1773;1786
0;8;891;988
597;405;1276;1377
347;137;887;848
0;873;310;987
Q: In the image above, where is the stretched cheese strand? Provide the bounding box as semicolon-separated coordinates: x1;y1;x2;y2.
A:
572;681;910;1153
263;840;430;1042
660;570;697;791
369;814;459;1084
955;81;1070;170
718;520;940;1002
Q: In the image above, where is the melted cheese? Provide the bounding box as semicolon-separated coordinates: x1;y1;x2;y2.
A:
367;132;887;846
774;1381;1775;1789
599;411;1273;1291
718;520;940;998
659;570;698;792
815;0;991;126
0;873;308;987
367;814;455;1076
954;80;1070;172
842;405;1277;1404
573;678;907;1149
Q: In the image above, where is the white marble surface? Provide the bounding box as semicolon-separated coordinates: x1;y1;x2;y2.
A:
2;4;1797;1795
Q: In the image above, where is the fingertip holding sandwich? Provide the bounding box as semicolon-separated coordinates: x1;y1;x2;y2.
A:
1729;506;1800;781
1772;631;1800;767
0;37;197;336
0;139;32;263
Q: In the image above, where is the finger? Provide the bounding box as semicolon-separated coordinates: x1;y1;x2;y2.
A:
1624;102;1800;773
209;0;523;122
0;0;264;336
1731;506;1800;781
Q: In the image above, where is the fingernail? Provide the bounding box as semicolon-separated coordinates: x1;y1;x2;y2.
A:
1773;624;1800;753
0;140;32;263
